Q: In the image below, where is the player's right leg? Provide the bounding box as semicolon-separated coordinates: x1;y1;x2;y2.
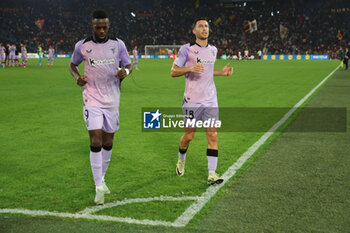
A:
176;102;204;176
177;128;196;176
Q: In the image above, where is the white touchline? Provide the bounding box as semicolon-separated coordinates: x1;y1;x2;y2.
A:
0;65;340;227
173;64;341;227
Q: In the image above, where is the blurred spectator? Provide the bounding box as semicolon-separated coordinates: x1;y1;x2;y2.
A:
0;0;349;56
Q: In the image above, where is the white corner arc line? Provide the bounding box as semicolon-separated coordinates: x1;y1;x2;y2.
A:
79;196;200;215
173;64;340;227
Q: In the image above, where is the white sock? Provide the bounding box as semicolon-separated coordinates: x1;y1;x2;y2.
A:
102;147;112;177
90;147;103;187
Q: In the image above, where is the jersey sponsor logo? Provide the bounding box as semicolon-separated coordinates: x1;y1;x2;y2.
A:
196;57;215;64
88;58;115;66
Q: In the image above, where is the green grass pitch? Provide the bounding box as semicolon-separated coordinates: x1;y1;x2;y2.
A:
0;58;342;230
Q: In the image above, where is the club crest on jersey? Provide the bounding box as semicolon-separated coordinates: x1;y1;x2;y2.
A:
111;48;116;54
88;58;115;66
196;57;215;64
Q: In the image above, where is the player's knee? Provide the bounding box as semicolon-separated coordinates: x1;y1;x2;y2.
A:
90;137;102;147
102;142;113;148
184;132;195;142
102;134;114;147
207;131;217;143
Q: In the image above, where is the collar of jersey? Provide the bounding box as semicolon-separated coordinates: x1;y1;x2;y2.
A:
195;42;208;47
92;35;109;44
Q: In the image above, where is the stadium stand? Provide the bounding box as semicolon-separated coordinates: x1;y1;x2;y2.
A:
0;0;349;57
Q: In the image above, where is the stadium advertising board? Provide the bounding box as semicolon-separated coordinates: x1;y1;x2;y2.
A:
262;54;329;60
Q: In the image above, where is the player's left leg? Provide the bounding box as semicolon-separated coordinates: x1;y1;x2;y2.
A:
203;106;223;185
101;131;114;194
51;58;54;66
100;107;119;194
206;127;223;185
88;129;105;205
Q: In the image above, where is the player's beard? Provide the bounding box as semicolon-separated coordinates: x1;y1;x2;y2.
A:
197;35;208;41
94;33;108;43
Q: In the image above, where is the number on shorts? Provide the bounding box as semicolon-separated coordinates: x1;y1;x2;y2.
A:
185;110;194;119
84;109;89;120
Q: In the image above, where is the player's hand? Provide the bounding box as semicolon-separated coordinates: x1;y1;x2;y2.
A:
221;63;233;76
190;64;204;74
77;75;87;86
116;68;128;79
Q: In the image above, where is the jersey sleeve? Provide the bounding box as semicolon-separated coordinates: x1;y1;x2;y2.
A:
174;44;189;67
71;40;84;66
118;40;131;67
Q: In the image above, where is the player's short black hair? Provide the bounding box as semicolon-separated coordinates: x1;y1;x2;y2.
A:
192;18;208;29
92;10;108;19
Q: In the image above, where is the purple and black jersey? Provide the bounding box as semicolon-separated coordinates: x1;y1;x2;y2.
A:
21;47;27;60
174;43;218;105
48;48;55;59
71;36;131;108
0;47;5;60
132;49;138;61
9;46;16;59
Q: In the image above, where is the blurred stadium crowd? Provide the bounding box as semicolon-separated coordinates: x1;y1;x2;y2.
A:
0;0;349;57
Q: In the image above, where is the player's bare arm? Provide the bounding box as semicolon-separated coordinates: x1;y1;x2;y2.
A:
116;64;132;79
214;63;233;76
170;63;204;77
69;62;87;86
